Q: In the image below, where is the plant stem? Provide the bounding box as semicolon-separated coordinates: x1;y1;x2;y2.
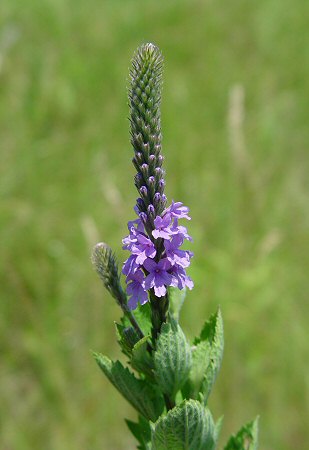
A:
122;305;145;340
150;290;169;344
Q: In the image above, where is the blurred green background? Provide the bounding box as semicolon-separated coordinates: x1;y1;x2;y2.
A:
1;0;308;449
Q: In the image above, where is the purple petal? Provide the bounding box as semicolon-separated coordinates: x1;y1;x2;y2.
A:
122;255;139;276
143;258;157;272
162;213;172;227
153;216;163;229
158;258;171;271
135;251;147;265
145;246;156;258
152;229;172;240
185;276;194;290
154;284;166;297
155;270;172;286
136;234;151;245
128;296;138;310
144;272;155;290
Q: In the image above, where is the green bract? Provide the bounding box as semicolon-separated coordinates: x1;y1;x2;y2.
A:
154;320;192;400
151;400;215;450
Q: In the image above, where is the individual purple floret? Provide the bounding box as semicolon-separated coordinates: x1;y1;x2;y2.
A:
152;214;172;239
170;264;194;290
143;258;172;297
170;219;193;241
131;233;156;265
126;269;148;309
164;235;192;268
164;200;191;220
122;254;139;276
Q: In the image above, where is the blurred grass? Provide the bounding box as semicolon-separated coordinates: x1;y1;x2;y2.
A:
1;0;308;448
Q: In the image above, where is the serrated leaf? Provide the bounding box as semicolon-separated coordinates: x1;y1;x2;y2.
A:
94;353;163;421
224;417;259;450
195;308;223;345
213;415;224;450
183;309;223;403
151;399;215;450
131;335;154;378
168;286;186;321
126;415;152;450
154;320;192;399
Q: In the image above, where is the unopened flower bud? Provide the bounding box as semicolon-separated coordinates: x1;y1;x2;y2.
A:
134;173;143;189
136;197;146;212
135;152;143;163
147;204;155;217
139;186;148;200
158;179;165;194
149;154;156;170
141;163;149;178
148;176;156;197
154;192;161;205
155;167;163;176
143;142;150;156
139;212;148;224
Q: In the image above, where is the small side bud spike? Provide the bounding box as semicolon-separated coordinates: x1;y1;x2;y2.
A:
92;243;126;306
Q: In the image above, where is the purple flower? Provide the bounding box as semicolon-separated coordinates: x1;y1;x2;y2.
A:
122;234;136;251
122;217;147;251
170;219;193;241
131;233;156;265
143;258;172;297
127;269;148;309
122;254;139;276
127;217;144;232
152;214;172;239
164;201;191;220
164;235;192;268
122;201;194;303
170;265;194;290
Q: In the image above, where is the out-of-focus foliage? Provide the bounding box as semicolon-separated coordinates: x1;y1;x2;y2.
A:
0;0;308;449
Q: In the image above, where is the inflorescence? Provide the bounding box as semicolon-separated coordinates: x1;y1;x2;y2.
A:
122;201;193;309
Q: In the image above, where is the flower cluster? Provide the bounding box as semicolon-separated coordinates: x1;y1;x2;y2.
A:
122;201;193;309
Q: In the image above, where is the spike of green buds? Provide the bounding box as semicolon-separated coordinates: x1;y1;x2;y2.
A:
92;243;127;305
92;243;144;339
129;43;167;223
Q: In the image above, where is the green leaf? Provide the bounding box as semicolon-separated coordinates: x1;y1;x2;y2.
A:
131;335;154;378
168;287;187;321
154;320;192;399
224;417;259;450
213;415;224;449
115;322;140;357
121;302;152;337
126;415;152;450
94;353;164;421
151;399;215;450
183;309;223;403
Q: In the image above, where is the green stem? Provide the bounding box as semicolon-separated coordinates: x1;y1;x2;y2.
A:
123;305;145;340
150;290;169;344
